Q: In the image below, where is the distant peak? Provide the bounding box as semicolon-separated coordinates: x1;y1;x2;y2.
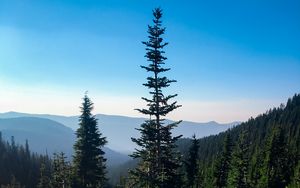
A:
207;120;218;124
4;111;19;114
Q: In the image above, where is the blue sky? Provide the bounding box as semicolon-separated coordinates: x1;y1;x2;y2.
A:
0;0;299;122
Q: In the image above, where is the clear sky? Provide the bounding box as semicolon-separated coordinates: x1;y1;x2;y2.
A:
0;0;299;123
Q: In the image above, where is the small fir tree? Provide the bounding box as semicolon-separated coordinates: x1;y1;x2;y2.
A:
213;133;233;188
227;129;250;188
37;163;51;188
266;127;291;188
185;134;200;188
52;152;71;188
73;94;107;188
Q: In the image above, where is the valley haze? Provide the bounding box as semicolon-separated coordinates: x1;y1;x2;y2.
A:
0;111;239;154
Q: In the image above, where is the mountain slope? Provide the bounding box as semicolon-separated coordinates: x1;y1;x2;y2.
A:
177;94;300;187
0;117;74;155
0;117;129;166
0;112;238;152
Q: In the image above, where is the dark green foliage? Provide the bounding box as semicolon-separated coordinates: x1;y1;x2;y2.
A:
0;132;51;188
213;133;233;188
52;152;72;188
130;8;183;188
73;94;107;188
177;94;300;187
264;127;291;188
288;161;300;187
185;134;201;188
227;129;250;188
37;163;51;188
249;147;265;187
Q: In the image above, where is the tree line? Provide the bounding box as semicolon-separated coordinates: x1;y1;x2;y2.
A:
0;134;52;188
176;94;300;188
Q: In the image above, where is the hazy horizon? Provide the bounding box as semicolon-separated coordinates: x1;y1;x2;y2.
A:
1;0;299;123
0;110;243;125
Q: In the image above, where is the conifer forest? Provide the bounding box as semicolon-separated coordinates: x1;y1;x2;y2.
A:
0;4;299;188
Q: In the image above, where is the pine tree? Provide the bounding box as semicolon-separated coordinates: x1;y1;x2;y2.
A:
52;152;71;188
37;163;51;188
250;147;265;187
185;134;200;188
73;94;107;188
130;8;182;188
213;133;233;188
25;139;30;157
227;129;250;188
265;127;291;188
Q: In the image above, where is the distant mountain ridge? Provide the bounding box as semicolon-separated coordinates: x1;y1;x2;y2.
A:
0;117;130;166
0;117;74;155
0;111;239;153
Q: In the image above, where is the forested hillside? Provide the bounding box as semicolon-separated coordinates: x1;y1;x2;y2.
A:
177;94;300;188
0;133;51;187
1;94;298;187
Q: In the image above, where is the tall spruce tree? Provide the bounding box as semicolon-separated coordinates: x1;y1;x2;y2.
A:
130;8;182;188
213;133;233;188
185;134;200;188
73;94;107;188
